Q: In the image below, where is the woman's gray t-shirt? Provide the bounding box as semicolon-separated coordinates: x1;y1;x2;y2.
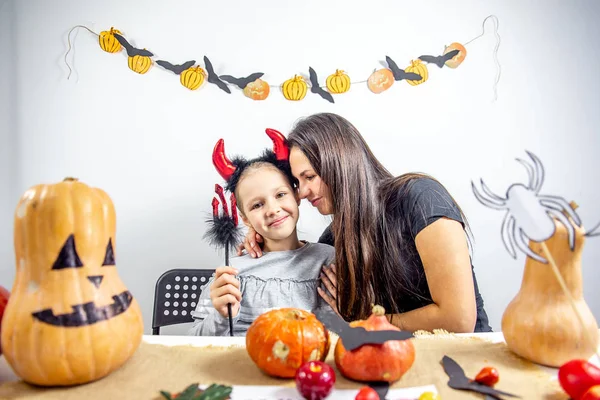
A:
188;242;335;336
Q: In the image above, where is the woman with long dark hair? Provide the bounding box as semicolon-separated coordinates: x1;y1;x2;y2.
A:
238;113;491;333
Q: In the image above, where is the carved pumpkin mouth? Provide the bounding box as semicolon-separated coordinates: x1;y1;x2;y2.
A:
31;290;133;327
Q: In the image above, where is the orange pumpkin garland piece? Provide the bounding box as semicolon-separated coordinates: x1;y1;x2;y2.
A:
367;69;395;94
334;305;415;383
243;78;270;100
246;308;330;378
443;42;467;68
1;177;144;386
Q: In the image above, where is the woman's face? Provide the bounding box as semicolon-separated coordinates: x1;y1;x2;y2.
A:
289;147;333;215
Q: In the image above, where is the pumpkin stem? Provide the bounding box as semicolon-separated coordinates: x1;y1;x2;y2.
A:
372;305;386;316
63;177;78;182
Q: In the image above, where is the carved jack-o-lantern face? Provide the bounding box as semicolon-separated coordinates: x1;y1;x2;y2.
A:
31;234;133;327
1;177;144;387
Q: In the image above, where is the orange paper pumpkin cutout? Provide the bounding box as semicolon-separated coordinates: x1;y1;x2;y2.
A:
367;69;395;94
444;42;467;68
244;79;270;100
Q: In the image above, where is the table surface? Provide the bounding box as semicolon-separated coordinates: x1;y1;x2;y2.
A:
1;331;599;385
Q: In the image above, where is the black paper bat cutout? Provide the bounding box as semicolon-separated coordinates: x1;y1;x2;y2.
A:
441;356;520;399
308;67;334;103
113;33;154;57
203;56;231;94
219;73;264;89
419;49;460;68
156;60;196;75
314;308;413;352
385;56;422;81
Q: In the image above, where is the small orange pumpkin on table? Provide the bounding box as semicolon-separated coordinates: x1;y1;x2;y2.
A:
334;305;415;383
1;177;144;386
246;308;330;378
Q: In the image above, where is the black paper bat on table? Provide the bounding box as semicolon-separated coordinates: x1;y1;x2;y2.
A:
315;307;414;351
113;33;154;57
220;72;264;89
156;60;196;75
203;184;243;336
441;356;521;400
315;308;414;400
419;49;460;68
308;67;334;103
385;56;422;81
203;56;231;94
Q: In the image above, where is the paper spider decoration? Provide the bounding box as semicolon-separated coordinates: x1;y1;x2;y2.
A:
472;150;599;263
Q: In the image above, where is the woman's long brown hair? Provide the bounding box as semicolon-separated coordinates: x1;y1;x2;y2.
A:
287;113;471;321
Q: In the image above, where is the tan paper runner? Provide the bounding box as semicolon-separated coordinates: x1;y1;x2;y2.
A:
0;332;567;399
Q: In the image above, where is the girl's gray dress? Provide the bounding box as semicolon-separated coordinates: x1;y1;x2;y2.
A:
188;241;335;336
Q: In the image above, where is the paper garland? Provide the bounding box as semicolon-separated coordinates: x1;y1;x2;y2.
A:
65;16;501;102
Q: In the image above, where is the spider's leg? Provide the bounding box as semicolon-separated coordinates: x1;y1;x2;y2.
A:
471;180;506;210
584;220;600;237
480;179;507;202
501;213;518;259
516;157;535;190
516;227;548;263
525;150;545;193
545;207;576;251
539;195;582;226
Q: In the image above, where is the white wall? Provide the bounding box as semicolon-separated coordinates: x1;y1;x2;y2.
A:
1;0;599;335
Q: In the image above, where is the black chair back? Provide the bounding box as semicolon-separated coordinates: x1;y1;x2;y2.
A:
152;268;215;335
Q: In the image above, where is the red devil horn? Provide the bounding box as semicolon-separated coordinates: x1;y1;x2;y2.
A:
212;139;236;181
265;128;289;161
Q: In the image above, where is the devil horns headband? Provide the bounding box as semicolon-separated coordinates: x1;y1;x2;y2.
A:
212;128;291;193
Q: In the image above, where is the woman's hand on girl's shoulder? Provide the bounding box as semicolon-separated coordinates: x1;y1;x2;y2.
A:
318;263;341;317
236;226;264;258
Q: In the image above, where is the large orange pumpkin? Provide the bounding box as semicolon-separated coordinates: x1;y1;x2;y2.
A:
246;308;330;378
334;305;415;383
1;177;144;386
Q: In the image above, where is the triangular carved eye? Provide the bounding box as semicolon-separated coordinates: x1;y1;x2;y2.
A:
52;234;84;270
102;238;115;266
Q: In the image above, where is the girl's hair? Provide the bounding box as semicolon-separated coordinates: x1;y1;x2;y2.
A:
287;113;471;321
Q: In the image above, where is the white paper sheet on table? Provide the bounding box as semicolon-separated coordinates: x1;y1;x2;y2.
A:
199;384;438;399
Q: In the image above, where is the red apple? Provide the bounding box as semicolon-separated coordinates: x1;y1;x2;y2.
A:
295;360;336;400
0;285;9;355
559;360;600;400
355;386;379;400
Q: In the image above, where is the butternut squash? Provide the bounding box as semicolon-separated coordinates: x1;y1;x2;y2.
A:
502;216;599;367
1;177;144;386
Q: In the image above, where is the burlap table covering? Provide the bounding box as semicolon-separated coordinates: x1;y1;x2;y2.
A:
0;332;567;399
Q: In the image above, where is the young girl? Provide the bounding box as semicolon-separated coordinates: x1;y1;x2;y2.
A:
239;113;492;333
189;129;335;336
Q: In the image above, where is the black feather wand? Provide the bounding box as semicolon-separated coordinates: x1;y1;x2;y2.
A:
203;183;243;336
